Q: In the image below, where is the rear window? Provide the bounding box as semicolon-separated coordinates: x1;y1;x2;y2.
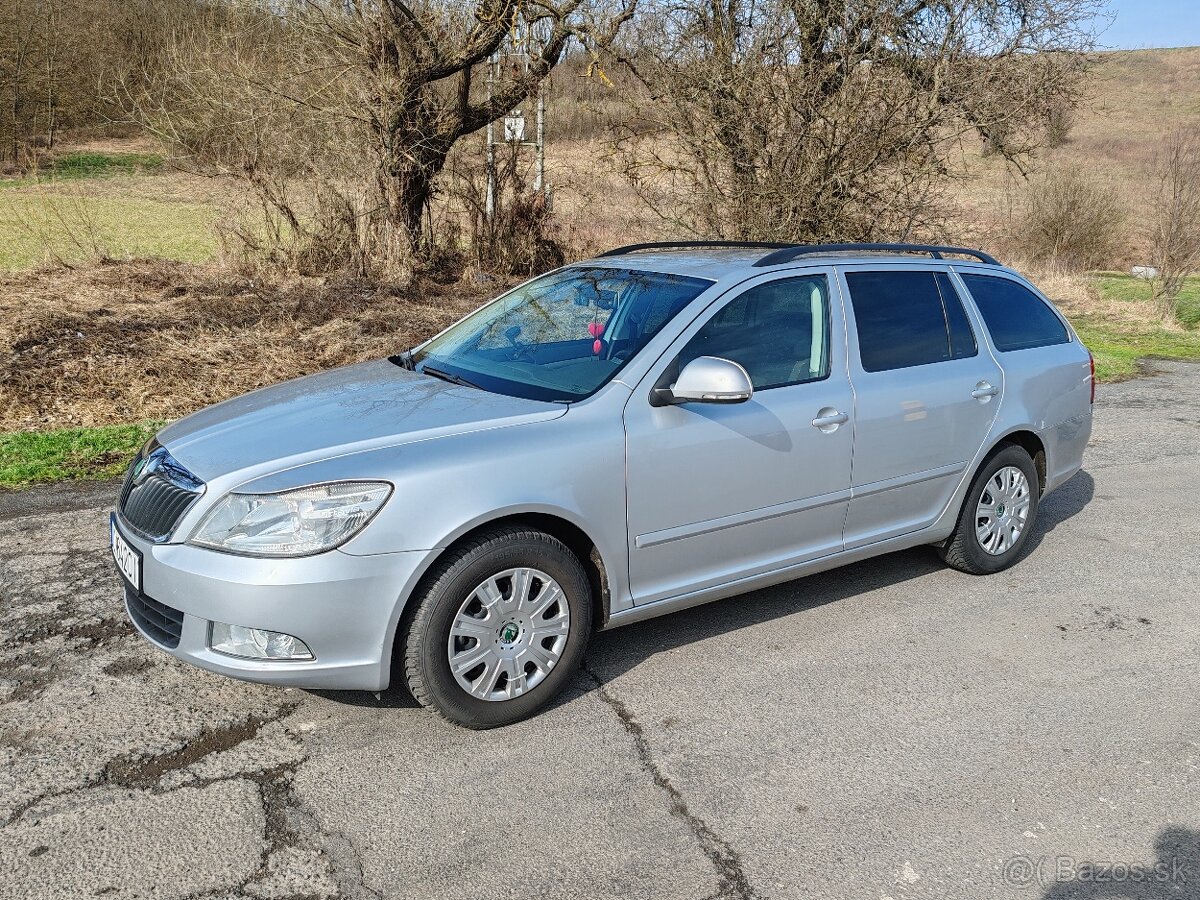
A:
845;270;977;372
960;274;1070;352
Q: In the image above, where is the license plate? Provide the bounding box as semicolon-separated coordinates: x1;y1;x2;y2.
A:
110;514;141;592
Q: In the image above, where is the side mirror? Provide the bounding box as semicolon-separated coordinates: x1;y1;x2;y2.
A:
653;356;753;406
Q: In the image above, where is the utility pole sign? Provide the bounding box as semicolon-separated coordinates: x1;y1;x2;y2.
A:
503;113;526;143
484;15;551;221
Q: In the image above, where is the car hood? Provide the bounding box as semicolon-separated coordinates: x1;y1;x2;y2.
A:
156;359;566;483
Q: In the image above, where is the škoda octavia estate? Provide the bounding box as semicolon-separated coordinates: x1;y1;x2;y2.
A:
110;242;1093;727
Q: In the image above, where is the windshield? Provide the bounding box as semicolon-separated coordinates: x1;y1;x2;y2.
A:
411;267;714;402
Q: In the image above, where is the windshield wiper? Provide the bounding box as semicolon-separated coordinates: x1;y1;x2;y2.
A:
422;365;482;390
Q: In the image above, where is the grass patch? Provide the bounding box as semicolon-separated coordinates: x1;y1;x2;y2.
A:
1093;273;1200;328
0;423;160;488
1074;319;1200;381
48;151;164;179
0;193;218;270
0;151;164;189
1071;275;1200;381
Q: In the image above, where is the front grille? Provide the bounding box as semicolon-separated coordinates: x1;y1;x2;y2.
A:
125;586;184;649
118;444;204;541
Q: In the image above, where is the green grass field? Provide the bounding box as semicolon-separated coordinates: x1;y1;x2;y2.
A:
0;423;160;488
0;150;218;270
0;194;219;270
1077;275;1200;381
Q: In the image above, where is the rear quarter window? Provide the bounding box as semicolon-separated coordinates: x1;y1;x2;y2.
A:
960;274;1070;352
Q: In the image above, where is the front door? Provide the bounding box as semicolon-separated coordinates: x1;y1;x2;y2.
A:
623;270;855;605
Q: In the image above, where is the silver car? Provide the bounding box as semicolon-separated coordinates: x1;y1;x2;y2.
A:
109;242;1093;727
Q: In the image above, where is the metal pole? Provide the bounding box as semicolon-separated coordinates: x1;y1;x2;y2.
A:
534;89;545;195
485;55;496;221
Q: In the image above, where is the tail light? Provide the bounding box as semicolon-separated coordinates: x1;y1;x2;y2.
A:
1089;351;1095;404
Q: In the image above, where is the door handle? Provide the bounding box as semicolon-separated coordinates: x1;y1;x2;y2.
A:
812;408;849;432
971;381;1000;400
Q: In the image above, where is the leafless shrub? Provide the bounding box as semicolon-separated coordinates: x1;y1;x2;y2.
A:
450;141;565;277
1013;169;1125;270
1046;103;1076;149
0;0;206;162
1148;128;1200;322
610;0;1102;243
543;54;634;142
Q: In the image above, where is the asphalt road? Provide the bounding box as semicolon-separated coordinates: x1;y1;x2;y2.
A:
2;362;1198;900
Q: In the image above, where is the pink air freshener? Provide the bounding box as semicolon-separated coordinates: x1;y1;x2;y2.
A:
588;322;605;338
593;339;603;355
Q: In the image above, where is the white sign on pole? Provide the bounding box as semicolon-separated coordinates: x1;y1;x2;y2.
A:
503;115;526;142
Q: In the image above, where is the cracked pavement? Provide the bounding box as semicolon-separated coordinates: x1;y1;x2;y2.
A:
2;361;1199;900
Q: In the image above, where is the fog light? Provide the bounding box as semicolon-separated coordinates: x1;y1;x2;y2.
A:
210;622;313;660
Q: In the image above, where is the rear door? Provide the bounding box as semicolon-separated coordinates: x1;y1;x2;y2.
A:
839;264;1002;548
623;269;854;605
955;269;1092;489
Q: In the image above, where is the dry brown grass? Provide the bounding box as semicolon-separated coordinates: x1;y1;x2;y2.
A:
1021;263;1188;332
0;260;503;431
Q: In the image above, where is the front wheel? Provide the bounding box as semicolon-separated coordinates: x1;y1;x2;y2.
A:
939;444;1040;575
400;527;592;728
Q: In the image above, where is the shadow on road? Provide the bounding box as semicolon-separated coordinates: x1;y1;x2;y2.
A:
581;469;1094;682
312;470;1094;711
1039;825;1200;899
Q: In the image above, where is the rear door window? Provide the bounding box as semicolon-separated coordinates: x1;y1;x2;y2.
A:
846;270;969;372
938;272;978;360
959;274;1070;351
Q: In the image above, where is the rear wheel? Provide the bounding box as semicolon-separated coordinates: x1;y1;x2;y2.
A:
939;444;1040;575
401;526;592;728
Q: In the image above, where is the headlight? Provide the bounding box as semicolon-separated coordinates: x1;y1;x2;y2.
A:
189;481;392;557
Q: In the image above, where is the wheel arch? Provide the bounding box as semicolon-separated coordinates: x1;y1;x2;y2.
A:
991;428;1047;494
385;508;613;687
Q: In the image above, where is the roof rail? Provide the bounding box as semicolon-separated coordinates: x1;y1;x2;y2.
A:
597;240;797;258
753;243;1000;268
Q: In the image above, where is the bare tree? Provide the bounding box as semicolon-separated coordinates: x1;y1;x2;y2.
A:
1148;127;1200;323
1;0;41;161
128;0;634;276
611;0;1104;243
0;0;197;164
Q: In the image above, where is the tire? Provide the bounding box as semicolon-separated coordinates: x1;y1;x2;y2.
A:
938;444;1041;575
400;526;592;729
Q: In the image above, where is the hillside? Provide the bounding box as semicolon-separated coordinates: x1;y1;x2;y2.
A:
950;47;1200;264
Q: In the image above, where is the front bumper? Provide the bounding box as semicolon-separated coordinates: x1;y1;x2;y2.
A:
114;516;430;691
